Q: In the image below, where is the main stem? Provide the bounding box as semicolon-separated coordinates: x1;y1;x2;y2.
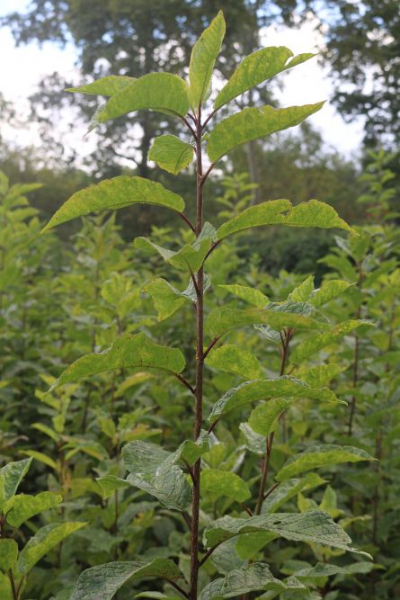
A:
189;114;204;600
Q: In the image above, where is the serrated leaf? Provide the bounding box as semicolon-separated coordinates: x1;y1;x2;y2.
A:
275;445;374;482
0;458;32;512
291;320;369;363
203;510;367;556
48;333;185;393
214;46;294;109
5;492;62;528
70;559;182;600
216;200;291;240
208;306;328;339
89;73;189;130
66;76;135;96
148;135;194;175
199;563;295;600
207;103;324;162
42;176;184;232
202;469;251;502
188;10;226;108
17;522;86;575
209;377;339;422
218;284;269;307
0;539;18;572
206;345;261;379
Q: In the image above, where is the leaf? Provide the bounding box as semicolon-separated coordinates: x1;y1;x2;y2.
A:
201;469;251;502
288;276;314;303
145;277;206;321
290;320;369;363
0;539;18;572
89;73;189;130
214;46;293;109
188;10;226;108
309;280;352;307
216;200;291;240
17;522;86;575
199;563;296;600
275;445;374;482
70;559;182;600
148;135;194;175
42;176;184;232
299;364;346;388
49;333;185;392
203;510;368;556
294;561;374;578
115;372;154;398
0;458;32;511
207;103;324;162
5;492;62;528
209;377;339;422
262;473;326;514
22;451;58;471
208;306;328;339
66;76;136;96
218;284;269;307
96;476;131;500
284;200;354;233
206;345;261;379
248;399;291;437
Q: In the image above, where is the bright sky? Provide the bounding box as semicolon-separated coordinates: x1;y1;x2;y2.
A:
0;0;365;164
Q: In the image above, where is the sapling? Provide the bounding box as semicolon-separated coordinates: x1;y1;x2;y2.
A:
41;11;374;599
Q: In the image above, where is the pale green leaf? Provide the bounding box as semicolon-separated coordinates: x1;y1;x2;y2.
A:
218;284;269;307
70;559;182;600
214;46;294;109
207;103;324;162
188;11;226;108
17;522;86;575
284;200;354;233
216;199;291;240
0;458;32;511
299;364;346;388
199;563;296;600
276;445;374;482
96;476;131;500
148;135;194;175
288;276;314;302
42;176;184;232
202;469;251;502
0;539;18;572
115;373;154;398
5;492;62;528
203;510;366;555
145;276;207;321
248;398;291;437
66;76;135;96
239;423;266;455
294;561;374;579
206;345;261;379
49;333;185;392
209;377;339;422
90;73;189;129
291;320;369;363
309;279;352;307
22;451;58;471
262;473;326;514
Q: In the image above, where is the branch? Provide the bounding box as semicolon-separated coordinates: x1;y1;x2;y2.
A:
177;211;196;233
263;482;280;501
203;240;221;265
200;162;215;186
174;373;196;395
201;108;218;131
203;336;221;359
207;417;220;434
183;511;192;531
181;116;197;139
199;541;224;567
164;579;189;598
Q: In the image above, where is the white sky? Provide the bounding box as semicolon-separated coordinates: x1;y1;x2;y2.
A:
0;0;365;164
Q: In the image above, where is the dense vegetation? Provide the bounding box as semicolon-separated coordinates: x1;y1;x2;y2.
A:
1;6;400;600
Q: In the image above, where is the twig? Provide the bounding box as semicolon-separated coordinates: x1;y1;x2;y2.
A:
203;336;221;359
177;211;196;233
263;482;280;501
174;373;196;395
164;579;189;598
203;240;221;264
199;541;224;567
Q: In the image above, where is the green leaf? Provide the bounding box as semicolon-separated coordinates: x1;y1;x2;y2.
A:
309;280;352;307
0;458;32;512
283;200;354;233
288;276;314;303
136;222;216;273
216;200;291;240
5;492;62;528
199;563;298;600
188;10;226;108
42;176;184;232
148;135;194;175
262;473;326;514
49;333;185;392
207;103;324;162
96;476;131;500
202;469;251;502
66;76;136;96
218;284;269;307
214;46;308;109
294;561;374;578
203;510;367;556
89;73;189;129
299;364;346;388
17;522;86;575
248;398;291;437
276;445;374;482
122;441;191;511
70;559;182;600
209;377;339;422
0;539;18;572
208;306;328;339
206;345;261;379
290;320;369;363
145;277;207;321
22;451;58;471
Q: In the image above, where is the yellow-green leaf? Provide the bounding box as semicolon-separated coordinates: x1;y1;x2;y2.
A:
0;539;18;572
148;135;194;175
206;345;261;380
5;492;62;528
202;469;251;502
218;284;269;307
66;76;136;96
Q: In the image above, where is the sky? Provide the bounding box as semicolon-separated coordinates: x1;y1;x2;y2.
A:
0;0;365;164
